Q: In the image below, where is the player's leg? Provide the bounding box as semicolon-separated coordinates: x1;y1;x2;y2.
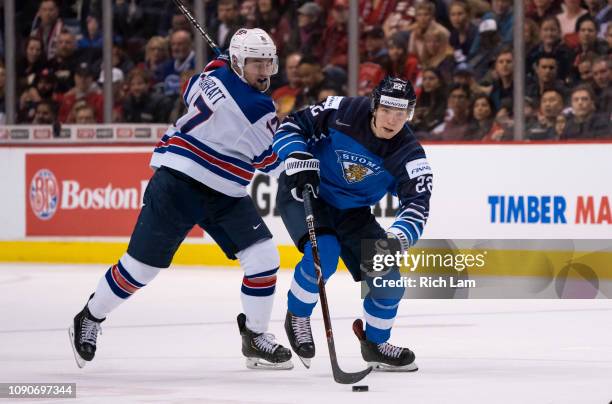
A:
198;194;292;369
276;173;340;367
69;167;201;368
335;208;417;371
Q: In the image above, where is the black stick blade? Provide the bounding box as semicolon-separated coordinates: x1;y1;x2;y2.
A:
331;362;373;384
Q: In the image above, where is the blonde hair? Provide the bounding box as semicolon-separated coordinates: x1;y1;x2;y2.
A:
145;36;169;62
421;27;453;68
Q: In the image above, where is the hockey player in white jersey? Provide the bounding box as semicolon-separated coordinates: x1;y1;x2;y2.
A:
69;28;293;370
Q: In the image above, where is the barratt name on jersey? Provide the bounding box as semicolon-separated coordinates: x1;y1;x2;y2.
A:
199;76;227;106
336;150;383;184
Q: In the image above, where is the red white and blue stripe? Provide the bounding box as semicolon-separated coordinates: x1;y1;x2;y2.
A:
105;261;146;299
252;146;281;173
241;268;278;297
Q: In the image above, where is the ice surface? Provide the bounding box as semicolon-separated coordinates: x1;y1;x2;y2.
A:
1;264;611;403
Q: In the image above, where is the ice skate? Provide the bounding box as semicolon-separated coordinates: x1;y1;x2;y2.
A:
237;313;293;370
284;310;315;368
69;302;104;368
353;319;418;372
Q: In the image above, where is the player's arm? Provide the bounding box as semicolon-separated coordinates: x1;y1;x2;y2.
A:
386;146;433;251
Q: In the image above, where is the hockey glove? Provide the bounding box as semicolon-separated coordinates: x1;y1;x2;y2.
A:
360;233;403;278
285;152;320;202
204;51;230;72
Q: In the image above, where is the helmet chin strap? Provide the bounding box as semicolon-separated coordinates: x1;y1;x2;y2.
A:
231;63;270;92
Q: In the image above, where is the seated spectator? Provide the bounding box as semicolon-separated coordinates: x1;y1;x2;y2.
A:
113;43;136;77
272;52;302;119
139;36;169;86
413;67;447;134
240;0;257;29
555;113;568;137
452;64;489;96
17;36;48;93
317;86;341;102
361;0;398;27
48;30;89;94
73;101;97;124
255;0;291;58
357;62;386;96
384;31;419;83
407;1;449;62
30;0;64;60
18;68;57;123
362;25;389;66
32;99;58;125
211;0;244;50
526;53;568;105
526;0;562;25
161;30;195;97
57;62;104;123
561;84;611;139
123;69;171;123
430;83;473;141
421;26;456;82
487;46;514;110
468;19;503;81
293;2;324;59
77;16;103;51
382;5;412;38
321;0;349;69
572;17;609;76
98;67;126;122
481;98;515;141
526;88;565;140
527;16;575;83
591;57;611;115
294;55;336;110
169;69;196;124
469;0;513;53
556;0;588;39
467;93;501;140
524;18;542;58
448;0;478;63
576;0;608;37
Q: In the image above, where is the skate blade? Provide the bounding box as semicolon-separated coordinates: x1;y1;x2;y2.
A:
368;361;418;372
297;356;311;369
68;326;86;369
245;357;294;370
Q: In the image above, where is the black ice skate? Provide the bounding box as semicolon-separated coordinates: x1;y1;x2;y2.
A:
352;319;418;372
237;313;293;370
284;310;315;368
69;301;104;368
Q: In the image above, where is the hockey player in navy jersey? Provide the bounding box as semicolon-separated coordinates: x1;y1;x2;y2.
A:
69;28;293;370
273;77;432;371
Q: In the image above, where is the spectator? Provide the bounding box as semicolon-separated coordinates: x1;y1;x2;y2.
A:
469;0;513;58
73;101;97;124
48;30;87;94
255;0;291;58
421;26;456;82
526;53;568;105
575;56;594;84
294;55;333;110
526;88;565;140
32;99;57;124
17;36;47;93
317;86;341;102
527;16;575;82
591;58;611;114
467;93;501;140
431;83;472;140
169;69;196;124
272;52;302;119
57;62;104;123
382;5;412;38
140;36;169;86
556;0;588;39
527;0;562;25
18;68;57;123
293;2;324;59
448;0;478;62
385;31;419;84
211;0;243;50
240;0;257;29
362;26;389;66
484;98;514;141
524;18;542;58
123;68;170;123
408;1;449;62
577;0;608;36
98;67;126;122
77;16;103;51
573;17;609;71
452;64;489;96
321;0;350;69
468;19;502;81
357;62;386;96
413;68;448;135
360;0;399;27
30;0;64;60
488;46;514;110
161;30;195;97
112;43;135;77
555;113;568;136
561;84;611;138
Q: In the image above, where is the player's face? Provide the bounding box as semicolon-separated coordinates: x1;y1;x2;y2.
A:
243;57;275;91
372;106;409;139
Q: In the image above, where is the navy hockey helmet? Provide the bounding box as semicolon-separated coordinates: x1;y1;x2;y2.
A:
370;77;417;121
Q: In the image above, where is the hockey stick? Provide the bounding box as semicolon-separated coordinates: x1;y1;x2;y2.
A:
171;0;221;56
302;188;373;385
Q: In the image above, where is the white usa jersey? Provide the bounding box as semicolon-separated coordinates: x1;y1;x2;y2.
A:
151;65;282;197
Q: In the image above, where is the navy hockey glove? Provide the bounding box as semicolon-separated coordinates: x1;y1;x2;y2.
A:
204;51;230;72
285;152;320;202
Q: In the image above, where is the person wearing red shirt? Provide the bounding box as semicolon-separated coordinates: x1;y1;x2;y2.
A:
57;62;103;123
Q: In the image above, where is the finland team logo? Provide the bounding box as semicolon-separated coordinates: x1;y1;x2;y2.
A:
336;150;383;184
30;169;59;220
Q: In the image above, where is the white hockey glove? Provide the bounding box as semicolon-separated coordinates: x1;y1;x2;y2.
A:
285;152;320;202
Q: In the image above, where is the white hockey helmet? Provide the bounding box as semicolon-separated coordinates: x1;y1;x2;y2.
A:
229;28;279;83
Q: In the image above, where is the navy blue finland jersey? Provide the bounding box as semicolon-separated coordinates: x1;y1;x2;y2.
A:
273;96;433;249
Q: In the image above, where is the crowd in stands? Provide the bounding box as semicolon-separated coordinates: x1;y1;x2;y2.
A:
0;0;610;140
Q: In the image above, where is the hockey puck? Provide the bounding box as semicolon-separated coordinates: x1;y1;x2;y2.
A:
352;385;368;392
